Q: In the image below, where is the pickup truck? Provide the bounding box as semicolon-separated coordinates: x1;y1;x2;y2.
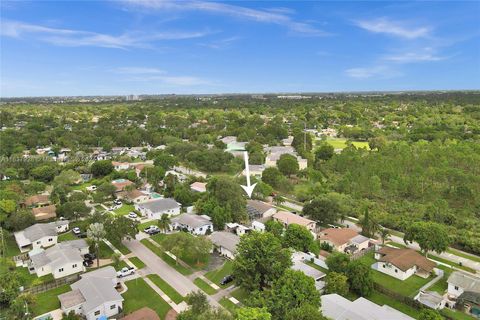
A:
117;267;135;278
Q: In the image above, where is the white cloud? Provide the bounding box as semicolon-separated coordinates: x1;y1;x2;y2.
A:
345;65;400;79
122;0;329;36
114;67;211;86
0;19;210;49
200;36;240;49
383;51;446;63
113;67;166;74
355;18;431;39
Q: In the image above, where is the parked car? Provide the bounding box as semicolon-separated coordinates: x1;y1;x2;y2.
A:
83;259;94;267
72;227;81;235
220;275;234;285
77;232;87;238
113;199;122;205
128;212;137;219
144;225;160;235
86;185;97;191
117;267;135;278
84;253;96;261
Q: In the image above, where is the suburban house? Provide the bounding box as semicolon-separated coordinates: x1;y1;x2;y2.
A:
272;211;316;233
242;164;266;178
264;146;308;170
117;189;149;203
414;291;445;310
455;291;480;318
135;198;181;219
112;161;130;171
321;293;414;320
170;214;213;235
319;228;370;253
24;194;50;207
291;252;326;291
165;170;188;183
447;271;480;298
210;231;240;259
246;200;276;219
32;204;56;221
190;182;207;193
14;220;69;252
28;239;89;279
111;179;134;193
372;247;436;280
58;266;123;320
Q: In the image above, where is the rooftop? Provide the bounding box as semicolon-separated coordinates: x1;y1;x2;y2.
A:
273;211;315;228
448;271;480;293
376;247;436;273
320;228;361;246
171;213;212;229
210;231;240;253
32;204;56;220
25;194;50;206
137;198;180;212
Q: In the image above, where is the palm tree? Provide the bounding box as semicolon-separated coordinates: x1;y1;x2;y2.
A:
274;195;285;207
87;223;106;268
157;214;172;233
379;228;391;245
359;207;379;238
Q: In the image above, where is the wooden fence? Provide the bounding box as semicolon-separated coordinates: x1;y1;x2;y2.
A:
24;274;80;295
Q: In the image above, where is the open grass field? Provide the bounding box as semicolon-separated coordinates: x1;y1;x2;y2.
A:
146;274;184;304
31;284;71;316
113;204;135;216
122;278;171;318
204;260;234;288
194;277;217;295
322;138;370;150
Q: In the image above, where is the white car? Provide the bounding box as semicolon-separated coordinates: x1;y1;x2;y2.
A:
144;225;160;234
128;212;137;219
86;185;97;191
117;267;135;278
72;227;81;235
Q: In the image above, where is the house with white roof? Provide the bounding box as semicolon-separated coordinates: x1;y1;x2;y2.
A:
190;182;207;193
58;266;123;320
112;161;130;171
291;252;326;291
135;198;181;219
447;271;480;298
14;220;69;253
170;213;213;235
29;239;89;278
210;231;240;259
321;294;414;320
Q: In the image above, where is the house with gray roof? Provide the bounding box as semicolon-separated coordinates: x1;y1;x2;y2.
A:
246;200;276;219
28;239;88;278
58;266;123;320
210;231;240;259
321;293;414;320
134;198;181;219
171;213;213;235
14;220;69;252
448;271;480;298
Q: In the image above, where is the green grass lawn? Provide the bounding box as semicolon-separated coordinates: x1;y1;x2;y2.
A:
114;260;129;270
31;284;71;316
305;260;329;274
138;221;158;231
219;297;239;314
129;257;146;269
194;277;217;295
360;252;432;297
447;248;480;263
140;239;192;275
146;274;184;304
323;138;370;150
367;290;419;319
428;254;476;273
429;265;453;295
204;260;234;288
70;182;93;191
441;308;477;320
113;204;135;216
58;231;77;242
3;234;21;258
97;241;115;259
230;287;249;303
122;278;171;318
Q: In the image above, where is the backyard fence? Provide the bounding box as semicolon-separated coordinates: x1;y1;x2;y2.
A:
24;274;80;295
350;245;375;260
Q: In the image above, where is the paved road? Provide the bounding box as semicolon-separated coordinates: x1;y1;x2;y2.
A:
124;237;221;308
281;197;480;273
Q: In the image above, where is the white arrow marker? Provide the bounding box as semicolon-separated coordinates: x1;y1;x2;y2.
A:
241;151;257;198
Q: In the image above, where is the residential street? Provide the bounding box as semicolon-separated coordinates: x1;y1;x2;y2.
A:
123;237;222;308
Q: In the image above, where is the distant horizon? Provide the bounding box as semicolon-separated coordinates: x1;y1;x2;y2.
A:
1;1;479;97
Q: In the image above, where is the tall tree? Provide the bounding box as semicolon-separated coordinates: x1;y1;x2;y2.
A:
157;214;172;233
346;260;374;297
403;221;450;256
324;272;349;296
277;154;299;177
87;223;106;268
358;207;379;238
283;224;318;254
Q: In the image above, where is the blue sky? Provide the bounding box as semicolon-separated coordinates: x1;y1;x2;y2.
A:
1;0;479;97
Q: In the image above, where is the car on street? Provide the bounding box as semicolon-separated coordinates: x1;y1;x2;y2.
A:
117;267;135;278
72;227;81;235
220;275;234;285
128;212;137;219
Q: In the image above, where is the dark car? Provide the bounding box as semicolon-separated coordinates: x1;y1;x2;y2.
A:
83;259;94;267
84;253;96;261
220;275;234;285
77;232;87;238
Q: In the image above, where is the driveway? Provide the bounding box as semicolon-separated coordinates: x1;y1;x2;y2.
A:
123;237;221;308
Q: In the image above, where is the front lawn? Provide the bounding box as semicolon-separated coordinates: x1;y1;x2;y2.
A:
58;231;77;242
113;204;135;216
31;284;71;316
204;260;234;288
193;277;217;295
97;241;115;259
219;297;239;314
146;274;184;304
230;287;249;303
111;239;132;255
122;278;171;318
129;257;146;269
140;239;192;275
